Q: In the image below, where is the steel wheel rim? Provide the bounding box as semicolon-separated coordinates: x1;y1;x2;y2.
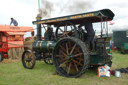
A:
0;53;3;62
0;54;1;60
24;52;33;68
0;54;1;61
44;56;53;65
22;51;36;69
55;21;78;39
53;38;85;76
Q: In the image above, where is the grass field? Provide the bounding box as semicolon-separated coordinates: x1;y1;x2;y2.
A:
0;52;128;85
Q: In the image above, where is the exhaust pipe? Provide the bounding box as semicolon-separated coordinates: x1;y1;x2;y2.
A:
36;17;42;40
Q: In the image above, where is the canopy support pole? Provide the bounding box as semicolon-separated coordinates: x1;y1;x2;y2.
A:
100;16;103;38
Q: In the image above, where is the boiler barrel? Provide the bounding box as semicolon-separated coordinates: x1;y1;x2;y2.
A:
32;41;56;53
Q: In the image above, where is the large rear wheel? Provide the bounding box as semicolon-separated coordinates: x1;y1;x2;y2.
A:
53;37;89;77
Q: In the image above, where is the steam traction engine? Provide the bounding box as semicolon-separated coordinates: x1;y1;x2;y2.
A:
22;9;114;77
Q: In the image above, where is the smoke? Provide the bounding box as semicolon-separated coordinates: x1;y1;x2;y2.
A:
37;0;54;18
60;0;92;14
37;0;94;18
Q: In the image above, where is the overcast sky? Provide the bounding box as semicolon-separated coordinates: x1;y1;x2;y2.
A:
0;0;128;36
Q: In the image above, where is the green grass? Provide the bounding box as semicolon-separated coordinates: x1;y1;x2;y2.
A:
0;52;128;85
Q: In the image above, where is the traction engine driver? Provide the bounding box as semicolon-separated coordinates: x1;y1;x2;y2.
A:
78;21;95;50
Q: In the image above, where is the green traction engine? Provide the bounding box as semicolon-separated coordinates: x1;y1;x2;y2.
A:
22;9;114;77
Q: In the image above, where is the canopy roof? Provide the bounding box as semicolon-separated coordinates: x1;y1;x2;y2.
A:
33;9;115;26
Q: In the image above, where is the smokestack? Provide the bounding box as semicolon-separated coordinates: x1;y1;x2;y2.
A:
36;17;42;40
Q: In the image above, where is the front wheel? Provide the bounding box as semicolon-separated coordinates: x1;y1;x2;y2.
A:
22;50;36;69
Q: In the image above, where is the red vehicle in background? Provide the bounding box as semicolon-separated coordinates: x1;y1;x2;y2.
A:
0;25;33;62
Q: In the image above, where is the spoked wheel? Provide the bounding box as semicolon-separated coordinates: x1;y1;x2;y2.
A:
53;37;89;77
55;21;78;39
0;52;3;62
43;53;53;65
22;50;36;69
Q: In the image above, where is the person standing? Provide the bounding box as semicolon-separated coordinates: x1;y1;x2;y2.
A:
78;21;95;50
84;21;95;46
10;18;18;26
